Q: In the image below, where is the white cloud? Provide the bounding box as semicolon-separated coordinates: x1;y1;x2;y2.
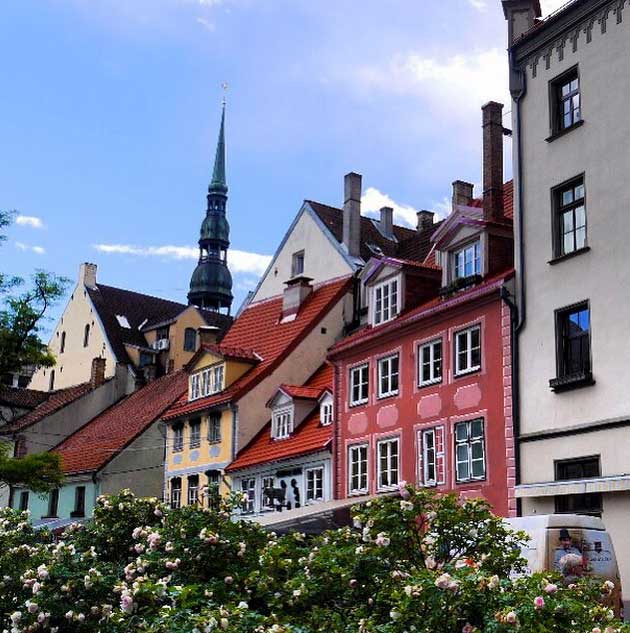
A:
15;215;45;229
361;187;419;228
467;0;487;11
541;0;569;16
15;242;45;255
357;48;509;117
196;17;215;31
92;243;271;276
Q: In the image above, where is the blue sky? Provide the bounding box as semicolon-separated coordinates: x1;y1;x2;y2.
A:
1;0;564;331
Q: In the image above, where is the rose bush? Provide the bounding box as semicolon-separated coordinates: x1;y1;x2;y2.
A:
0;485;627;632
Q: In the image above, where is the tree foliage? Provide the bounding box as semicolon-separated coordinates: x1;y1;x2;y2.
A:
0;486;626;633
0;444;64;494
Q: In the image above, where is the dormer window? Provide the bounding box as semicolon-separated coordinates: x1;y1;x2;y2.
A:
373;277;399;326
189;364;224;401
454;241;481;280
320;395;333;426
272;408;293;439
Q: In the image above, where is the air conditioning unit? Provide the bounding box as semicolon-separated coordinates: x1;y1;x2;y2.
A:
155;338;170;351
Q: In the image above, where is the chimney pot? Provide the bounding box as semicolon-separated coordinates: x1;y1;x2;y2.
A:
452;181;474;210
416;210;435;231
343;172;362;258
379;206;393;236
90;357;106;389
79;263;98;289
482;101;505;222
282;276;313;321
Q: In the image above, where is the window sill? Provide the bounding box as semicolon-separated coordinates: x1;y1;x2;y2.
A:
549;371;595;392
40;515;59;520
546;119;584;143
377;391;399;400
348;489;369;497
208;439;222;445
418;378;443;389
454;367;481;379
548;246;590;265
189;444;201;450
349;400;368;408
70;512;85;519
455;477;486;485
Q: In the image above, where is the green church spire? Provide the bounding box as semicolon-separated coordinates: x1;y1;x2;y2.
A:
209;102;227;194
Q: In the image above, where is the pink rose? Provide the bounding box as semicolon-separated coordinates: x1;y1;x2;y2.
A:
544;583;558;594
224;576;233;585
505;611;517;624
533;596;545;609
462;624;474;633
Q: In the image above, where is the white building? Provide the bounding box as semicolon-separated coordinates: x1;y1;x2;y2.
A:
504;0;630;603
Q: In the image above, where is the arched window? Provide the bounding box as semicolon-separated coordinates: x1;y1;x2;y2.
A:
183;328;197;352
60;331;66;354
83;324;90;348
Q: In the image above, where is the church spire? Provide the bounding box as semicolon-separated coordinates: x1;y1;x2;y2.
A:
187;101;234;314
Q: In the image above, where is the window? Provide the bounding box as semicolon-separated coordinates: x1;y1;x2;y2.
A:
49;370;55;391
189;373;201;400
419;339;442;386
320;398;333;426
554;178;586;257
184;328;197;352
551;67;581;134
19;491;29;512
190;365;224;401
205;470;221;508
348;444;368;495
47;489;59;517
273;408;293;439
208;414;221;443
187;475;200;506
454;419;486;483
291;250;305;277
349;364;369;406
156;326;169;342
261;476;275;511
377;354;399;398
421;429;437;486
454;241;481;279
454;326;481;376
306;467;324;503
555;457;602;515
83;324;90;348
172;424;184;453
205;469;221;490
189;419;201;449
373;278;399;325
170;478;181;509
377;437;400;490
60;331;66;354
72;486;86;518
552;303;592;390
241;478;256;514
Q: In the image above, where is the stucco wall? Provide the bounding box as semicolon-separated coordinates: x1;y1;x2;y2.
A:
253;208;351;302
516;11;630;435
30;284;117;391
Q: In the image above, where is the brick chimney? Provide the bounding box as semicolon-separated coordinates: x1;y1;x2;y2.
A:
452;180;474;210
379;206;393;237
90;357;106;389
282;276;313;321
79;262;97;289
482;101;505;222
416;210;435;232
502;0;542;46
343;172;362;258
198;326;220;347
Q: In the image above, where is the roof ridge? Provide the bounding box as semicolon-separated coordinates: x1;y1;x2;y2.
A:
96;283;188;309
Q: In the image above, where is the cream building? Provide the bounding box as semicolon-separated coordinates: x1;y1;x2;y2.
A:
504;0;630;604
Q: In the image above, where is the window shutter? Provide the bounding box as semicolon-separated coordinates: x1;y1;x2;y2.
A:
435;426;446;485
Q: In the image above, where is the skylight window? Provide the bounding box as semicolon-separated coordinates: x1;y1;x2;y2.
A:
116;314;131;329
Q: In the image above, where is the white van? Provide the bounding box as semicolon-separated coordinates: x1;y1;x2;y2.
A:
505;514;622;616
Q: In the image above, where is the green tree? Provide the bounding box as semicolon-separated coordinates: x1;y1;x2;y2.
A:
0;210;68;491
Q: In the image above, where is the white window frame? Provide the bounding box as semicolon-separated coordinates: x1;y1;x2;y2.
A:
170;478;181;509
377;354;399;399
377;436;400;491
291;250;305;277
189;373;201;401
305;467;324;503
421;429;438;486
191;364;225;401
172;424;184;453
453;240;481;280
418;339;443;387
348;444;369;495
454;326;481;376
241;478;256;514
189;420;201;449
272;407;293;439
187;475;200;506
207;414;221;443
454;419;486;483
320;397;333;426
261;476;275;511
349;363;369;407
372;277;400;326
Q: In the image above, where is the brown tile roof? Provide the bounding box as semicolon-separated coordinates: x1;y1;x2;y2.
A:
470;180;514;220
54;371;188;475
86;284;231;365
307;201;441;264
163;276;352;421
2;383;93;434
277;385;324;400
226;363;333;472
0;386;49;411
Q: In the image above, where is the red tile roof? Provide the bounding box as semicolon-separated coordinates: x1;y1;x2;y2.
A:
277;385;324;400
2;383;94;434
200;343;261;363
470;180;514;220
163;276;352;421
226;363;333;472
54;371;188;475
329;269;515;357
